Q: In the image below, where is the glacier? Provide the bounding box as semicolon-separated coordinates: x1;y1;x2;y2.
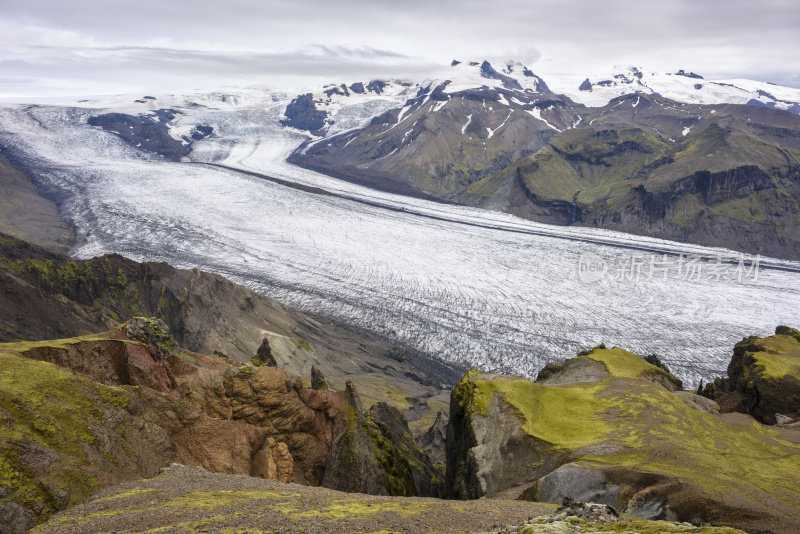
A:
0;91;798;386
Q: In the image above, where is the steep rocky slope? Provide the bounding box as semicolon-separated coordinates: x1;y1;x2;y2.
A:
0;318;447;531
0;232;459;426
446;346;800;534
0;155;73;254
0;336;177;531
289;62;800;259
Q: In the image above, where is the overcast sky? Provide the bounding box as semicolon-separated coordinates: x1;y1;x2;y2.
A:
1;0;799;97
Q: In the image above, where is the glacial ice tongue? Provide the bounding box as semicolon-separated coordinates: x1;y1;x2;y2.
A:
0;95;798;387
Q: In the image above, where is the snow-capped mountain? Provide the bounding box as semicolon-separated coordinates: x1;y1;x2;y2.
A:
437;59;551;94
281;59;567;138
285;60;800;262
280;80;416;136
565;66;800;112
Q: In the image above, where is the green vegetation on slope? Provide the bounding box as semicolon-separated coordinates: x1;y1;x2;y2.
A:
458;347;800;505
746;333;800;379
0;349;133;521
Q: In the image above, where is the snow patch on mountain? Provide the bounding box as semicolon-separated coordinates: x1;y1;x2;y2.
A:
560;66;800;112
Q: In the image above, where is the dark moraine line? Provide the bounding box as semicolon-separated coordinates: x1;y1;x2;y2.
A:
192;162;800;275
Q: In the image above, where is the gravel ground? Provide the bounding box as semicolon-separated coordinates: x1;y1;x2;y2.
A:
32;465;555;534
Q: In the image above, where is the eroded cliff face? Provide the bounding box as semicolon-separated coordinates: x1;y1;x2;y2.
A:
0;345;177;532
0;317;444;531
445;346;800;534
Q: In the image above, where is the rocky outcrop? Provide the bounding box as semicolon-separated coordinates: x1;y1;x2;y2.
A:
87;110;189;161
446;371;569;500
446;346;800;534
252;337;277;367
418;409;447;465
280;93;328;134
310;365;328;390
321;382;390;494
700;326;800;424
15;333;179;395
0;348;177;529
367;403;444;497
1;321;445;531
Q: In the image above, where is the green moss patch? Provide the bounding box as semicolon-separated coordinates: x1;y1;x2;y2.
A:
464;347;800;506
0;351;136;521
163;490;296;510
748;334;800;379
300;499;435;519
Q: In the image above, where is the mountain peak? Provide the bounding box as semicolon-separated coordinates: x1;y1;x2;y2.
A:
446;59;550;94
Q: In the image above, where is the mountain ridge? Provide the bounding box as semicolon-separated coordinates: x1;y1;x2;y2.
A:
285;61;800;260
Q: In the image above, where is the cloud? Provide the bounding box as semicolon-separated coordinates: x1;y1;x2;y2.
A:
0;41;440;97
1;0;799;97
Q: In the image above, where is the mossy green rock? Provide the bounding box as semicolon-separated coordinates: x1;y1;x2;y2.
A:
447;346;800;533
705;327;800;424
0;349;175;529
367;402;444;497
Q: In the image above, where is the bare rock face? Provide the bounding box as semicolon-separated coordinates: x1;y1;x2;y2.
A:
148;363;346;487
419;409;448;465
535;463;620;508
17;332;179;395
700;326;800;424
252;437;294;483
446;371;568;500
536;356;608;385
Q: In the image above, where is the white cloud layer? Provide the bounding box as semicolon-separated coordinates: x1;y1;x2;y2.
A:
1;0;799;97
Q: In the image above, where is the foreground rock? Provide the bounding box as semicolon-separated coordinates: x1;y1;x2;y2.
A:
0;323;444;530
447;346;800;534
32;465;742;534
700;326;800;424
0;346;176;532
